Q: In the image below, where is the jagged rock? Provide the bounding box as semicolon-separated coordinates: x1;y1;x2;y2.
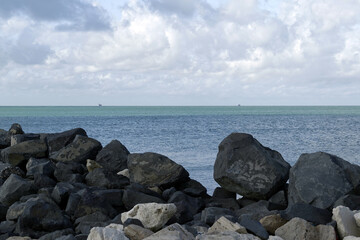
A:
121;203;177;231
122;189;165;210
213;187;236;199
201;207;236;226
38;228;75;240
143;223;194;240
118;169;130;178
0;174;34;206
50;135;102;164
332;206;360;239
275;217;336;240
1;139;48;166
0;129;10;149
280;203;332;225
54;162;86;183
86;159;102;172
344;237;360;240
288;152;360;209
127;152;189;189
15;197;72;238
8;124;24;135
208;216;247;234
0;220;15;234
123;218;144;228
87;224;129;240
176;179;208;198
196;232;261;240
238;215;269;240
124;224;154;240
96;140;130;173
168;191;205;224
235;200;275;221
85;168;129;189
11;134;40;146
355;212;360;227
259;214;287;235
0;163;24;180
46;128;87;154
26;158;55;178
207;198;240;211
333;194;360;210
268;191;287;209
214;133;290;200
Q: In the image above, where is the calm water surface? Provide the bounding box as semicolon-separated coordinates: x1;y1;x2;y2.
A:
1;106;359;194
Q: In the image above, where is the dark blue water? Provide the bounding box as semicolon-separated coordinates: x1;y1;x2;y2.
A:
1;106;360;194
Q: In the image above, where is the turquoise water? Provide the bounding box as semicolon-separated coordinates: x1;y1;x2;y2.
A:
1;106;360;194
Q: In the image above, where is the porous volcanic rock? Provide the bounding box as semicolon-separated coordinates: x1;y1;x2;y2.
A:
214;133;290;199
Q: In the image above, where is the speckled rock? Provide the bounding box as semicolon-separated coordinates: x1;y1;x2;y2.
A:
208;216;247;234
214;133;290;199
196;232;261;240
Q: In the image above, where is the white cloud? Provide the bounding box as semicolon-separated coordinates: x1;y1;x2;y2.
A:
0;0;360;105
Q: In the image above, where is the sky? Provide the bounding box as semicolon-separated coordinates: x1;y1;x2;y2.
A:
0;0;359;106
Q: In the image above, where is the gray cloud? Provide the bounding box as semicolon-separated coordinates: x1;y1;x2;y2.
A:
0;0;111;31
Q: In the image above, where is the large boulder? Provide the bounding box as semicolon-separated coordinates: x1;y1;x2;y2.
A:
127;152;189;189
0;129;10;149
332;206;360;239
11;134;40;146
288;152;360;209
85;168;129;189
96;140;130;173
214;133;290;200
46;128;87;154
0;174;34;206
121;203;177;231
50;135;102;164
1;140;48;166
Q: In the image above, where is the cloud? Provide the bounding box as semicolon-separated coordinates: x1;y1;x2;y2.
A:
0;0;360;105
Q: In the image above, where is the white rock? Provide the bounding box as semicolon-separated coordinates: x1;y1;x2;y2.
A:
121;203;177;231
143;223;194;240
208;216;247;234
344;236;360;240
87;224;129;240
355;212;360;228
268;236;284;240
117;169;130;178
196;231;261;240
332;206;360;239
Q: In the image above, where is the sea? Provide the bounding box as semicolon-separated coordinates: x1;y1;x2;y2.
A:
1;106;359;194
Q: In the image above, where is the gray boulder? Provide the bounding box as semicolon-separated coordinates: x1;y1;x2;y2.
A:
288;152;360;209
11;134;40;146
214;133;290;199
50;135;102;164
1;139;48;166
96;140;129;173
26;158;55;178
0;129;10;149
128;152;189;189
46;128;87;154
0;174;34;206
85;168;129;189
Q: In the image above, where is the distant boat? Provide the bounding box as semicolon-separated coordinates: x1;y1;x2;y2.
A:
98;104;102;107
237;104;241;107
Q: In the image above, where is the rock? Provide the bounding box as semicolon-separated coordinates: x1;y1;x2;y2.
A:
208;216;247;234
275;217;336;240
237;198;257;208
50;135;102;164
127;152;189;189
268;237;284;240
15;197;72;238
356;212;360;227
11;133;40;146
7;237;32;240
122;189;165;210
344;237;360;240
176;179;208;198
34;173;57;189
162;187;176;201
0;162;24;180
213;187;236;199
124;224;153;240
118;169;130;178
85;168;129;189
288;152;360;209
121;203;177;231
1;139;48;166
143;223;194;240
75;212;111;226
0;220;15;234
8;124;24;135
168;191;205;224
238;215;269;240
46;128;87;154
26;158;55;178
333;194;360;210
259;214;287;235
0;129;10;149
123;218;144;228
235;200;274;221
38;228;75;240
207;198;240;211
86;160;102;172
268;191;287;209
0;174;34;206
332;205;360;239
55;235;76;240
96;140;130;173
280;203;332;225
214;133;290;200
196;232;261;240
201;207;236;226
87;224;129;240
54;162;86;183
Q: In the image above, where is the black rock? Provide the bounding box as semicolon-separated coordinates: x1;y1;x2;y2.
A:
93;189;124;211
0;174;34;207
238;214;269;240
46;128;87;154
123;218;144;228
0;129;10;149
200;207;236;225
11;133;40;145
96;140;130;173
125;183;163;199
122;189;165;210
176;179;208;198
54;162;86;183
8;123;24;135
207;197;240;211
38;228;75;240
213;187;236;199
128;152;189;189
214;133;291;200
162;187;177;201
333;194;360;210
54;235;76;240
50;135;102;164
280;203;332;225
168;191;205;224
0;163;25;180
0;221;15;234
26;158;55;178
268;190;287;209
34;174;57;189
52;182;81;208
74;211;111;234
75;234;88;240
0;204;7;221
85;168;129;189
235;200;275;221
75;221;107;235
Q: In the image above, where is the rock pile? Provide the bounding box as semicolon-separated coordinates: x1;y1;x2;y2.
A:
0;125;359;240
